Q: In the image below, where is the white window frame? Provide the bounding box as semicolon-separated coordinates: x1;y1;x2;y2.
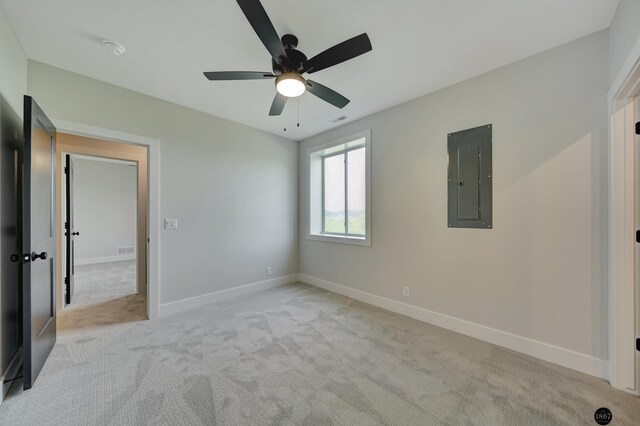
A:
307;129;371;246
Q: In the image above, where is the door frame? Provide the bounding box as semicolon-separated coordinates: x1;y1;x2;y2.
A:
52;120;160;320
609;39;640;394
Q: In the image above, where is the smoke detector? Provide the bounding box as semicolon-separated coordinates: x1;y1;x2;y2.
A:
103;40;126;56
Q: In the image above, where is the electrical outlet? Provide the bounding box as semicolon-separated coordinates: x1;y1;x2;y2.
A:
402;286;410;297
266;266;272;276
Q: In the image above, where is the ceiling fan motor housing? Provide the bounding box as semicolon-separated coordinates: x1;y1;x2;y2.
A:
281;34;298;49
272;34;307;74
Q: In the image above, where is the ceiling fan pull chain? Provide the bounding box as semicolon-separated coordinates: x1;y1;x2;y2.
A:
297;99;300;127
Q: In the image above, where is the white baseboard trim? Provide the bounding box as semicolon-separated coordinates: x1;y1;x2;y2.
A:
75;254;136;266
158;274;298;317
299;274;608;380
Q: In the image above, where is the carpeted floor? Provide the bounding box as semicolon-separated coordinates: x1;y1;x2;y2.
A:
1;268;639;425
57;261;147;333
69;260;138;307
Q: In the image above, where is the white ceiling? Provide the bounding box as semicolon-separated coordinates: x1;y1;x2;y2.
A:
3;0;619;140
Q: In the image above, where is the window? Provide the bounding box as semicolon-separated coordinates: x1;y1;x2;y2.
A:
308;130;371;246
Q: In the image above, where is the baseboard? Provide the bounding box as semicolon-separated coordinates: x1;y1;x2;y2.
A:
158;274;298;317
298;274;608;380
75;254;136;266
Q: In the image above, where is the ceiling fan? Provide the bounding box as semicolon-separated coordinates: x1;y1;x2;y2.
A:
204;0;373;116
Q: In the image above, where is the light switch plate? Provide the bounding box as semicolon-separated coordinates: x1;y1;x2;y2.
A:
165;219;178;230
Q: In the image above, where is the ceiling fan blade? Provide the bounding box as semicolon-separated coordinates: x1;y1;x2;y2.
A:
306;80;350;108
204;71;275;80
236;0;287;63
303;33;372;74
269;93;287;116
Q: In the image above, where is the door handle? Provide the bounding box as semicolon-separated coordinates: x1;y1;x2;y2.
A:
31;251;48;261
10;253;32;263
72;232;80;236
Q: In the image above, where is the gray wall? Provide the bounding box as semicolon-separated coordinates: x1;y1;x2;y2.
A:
27;61;298;305
609;0;640;85
0;4;26;119
299;31;609;360
72;158;137;262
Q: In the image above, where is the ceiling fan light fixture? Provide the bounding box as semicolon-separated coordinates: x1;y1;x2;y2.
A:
276;73;306;98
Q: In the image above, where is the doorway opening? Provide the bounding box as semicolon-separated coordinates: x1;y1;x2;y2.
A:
56;133;149;330
61;153;144;329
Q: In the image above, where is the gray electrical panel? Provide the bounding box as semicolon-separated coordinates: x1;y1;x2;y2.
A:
448;124;492;229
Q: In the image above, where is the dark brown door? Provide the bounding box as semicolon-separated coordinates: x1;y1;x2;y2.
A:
23;96;56;390
64;154;77;304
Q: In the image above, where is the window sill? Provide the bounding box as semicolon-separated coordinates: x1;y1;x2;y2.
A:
307;233;371;247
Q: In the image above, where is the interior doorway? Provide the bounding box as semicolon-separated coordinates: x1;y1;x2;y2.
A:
63;154;139;312
56;133;149;327
609;57;640;395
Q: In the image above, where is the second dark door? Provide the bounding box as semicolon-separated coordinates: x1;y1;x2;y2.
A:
64;154;77;305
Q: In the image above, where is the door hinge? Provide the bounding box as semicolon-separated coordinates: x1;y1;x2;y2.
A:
636;121;640;135
65;221;69;230
636;230;640;243
64;166;68;174
64;277;69;285
637;338;640;352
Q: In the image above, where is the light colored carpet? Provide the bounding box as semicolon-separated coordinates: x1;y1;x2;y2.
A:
57;261;146;333
1;272;639;425
71;260;137;305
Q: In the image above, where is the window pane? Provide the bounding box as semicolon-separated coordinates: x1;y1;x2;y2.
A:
347;148;366;235
323;153;345;234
